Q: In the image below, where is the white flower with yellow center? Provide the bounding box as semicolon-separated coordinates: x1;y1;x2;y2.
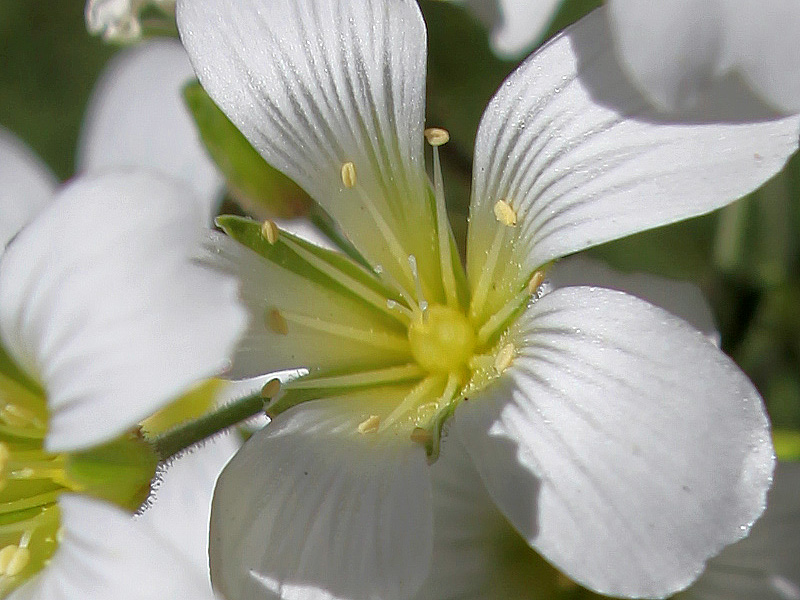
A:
177;1;800;598
0;129;246;597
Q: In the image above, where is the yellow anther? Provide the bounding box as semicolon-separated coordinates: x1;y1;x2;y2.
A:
260;220;279;245
493;200;517;227
357;415;381;434
341;161;357;189
260;378;281;399
0;545;30;577
494;343;515;374
410;427;432;445
424;127;450;146
0;404;40;429
527;270;545;295
266;308;288;336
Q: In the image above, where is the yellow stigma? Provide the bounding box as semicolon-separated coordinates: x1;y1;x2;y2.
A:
341;161;357;188
493;199;517;227
408;305;476;374
424;127;450;146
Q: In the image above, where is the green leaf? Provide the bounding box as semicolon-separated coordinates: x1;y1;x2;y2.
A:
183;81;313;219
774;429;800;461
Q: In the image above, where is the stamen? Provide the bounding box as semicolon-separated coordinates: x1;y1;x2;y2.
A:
426;127;459;307
494;343;515;373
0;545;29;577
279;235;410;324
410;427;432;444
266;308;289;335
279;310;410;352
469;223;508;323
260;378;281;399
341;161;357;188
476;285;530;346
0;405;42;429
408;255;428;313
383;375;445;429
357;415;381;434
260;219;279;245
424;127;450;147
493;199;517;227
339;164;416;300
286;363;424;391
374;265;418;317
527;270;545;294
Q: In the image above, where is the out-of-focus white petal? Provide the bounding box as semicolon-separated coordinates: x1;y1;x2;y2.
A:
548;256;719;344
137;435;241;583
177;0;443;297
78;39;222;219
466;7;799;324
10;495;218;600
210;396;432;600
454;0;562;57
677;462;800;600
0;127;57;250
456;286;773;598
0;171;247;453
608;0;800;114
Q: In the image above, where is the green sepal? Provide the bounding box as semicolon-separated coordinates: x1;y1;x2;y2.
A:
183;81;313;219
217;215;407;329
66;432;159;512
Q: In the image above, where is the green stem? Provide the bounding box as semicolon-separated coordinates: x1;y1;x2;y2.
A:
152;391;266;461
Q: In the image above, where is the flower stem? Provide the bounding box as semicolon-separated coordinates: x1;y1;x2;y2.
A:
151;391;266;461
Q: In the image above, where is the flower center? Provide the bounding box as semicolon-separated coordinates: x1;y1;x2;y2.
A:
0;345;159;594
408;305;475;375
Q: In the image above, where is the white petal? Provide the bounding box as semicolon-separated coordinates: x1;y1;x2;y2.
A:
677;462;800;600
723;0;800;114
608;0;800;115
413;426;546;600
137;434;241;578
0;127;57;250
10;495;218;600
0;171;247;452
204;232;412;379
455;286;774;598
466;7;799;324
607;0;727;112
454;0;562;57
210;397;432;600
548;256;719;345
176;0;443;297
77;39;223;219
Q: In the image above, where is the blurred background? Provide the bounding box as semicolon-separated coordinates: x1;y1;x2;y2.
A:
2;0;798;453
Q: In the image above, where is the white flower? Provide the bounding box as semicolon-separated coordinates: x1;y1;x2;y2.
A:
177;1;799;598
448;0;564;57
416;426;800;600
77;38;223;219
85;0;176;42
607;0;800;115
0;132;247;597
